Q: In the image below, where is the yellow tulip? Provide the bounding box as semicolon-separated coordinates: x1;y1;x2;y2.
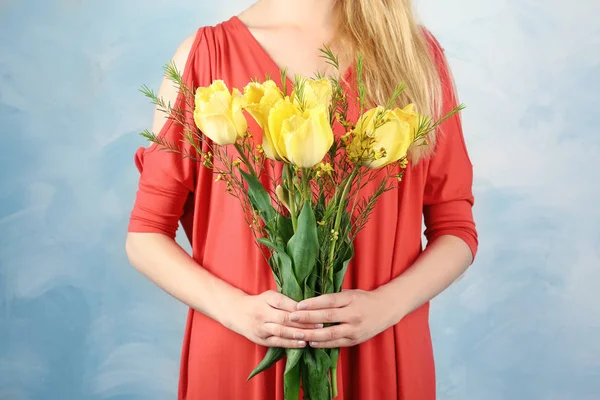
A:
267;98;299;160
268;99;334;168
193;80;247;145
392;103;421;142
243;80;285;160
292;78;333;110
348;104;420;169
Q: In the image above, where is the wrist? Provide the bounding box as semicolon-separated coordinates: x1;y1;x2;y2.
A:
375;279;410;327
215;287;248;331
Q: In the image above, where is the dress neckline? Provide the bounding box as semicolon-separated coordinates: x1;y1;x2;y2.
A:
226;15;354;88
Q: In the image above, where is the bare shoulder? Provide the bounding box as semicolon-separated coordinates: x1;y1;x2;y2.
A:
236;2;273;29
171;31;199;72
150;31;199;136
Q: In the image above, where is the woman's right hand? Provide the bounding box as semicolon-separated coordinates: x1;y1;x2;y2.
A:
227;290;321;349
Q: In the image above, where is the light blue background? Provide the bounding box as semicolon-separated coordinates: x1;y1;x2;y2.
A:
1;1;599;399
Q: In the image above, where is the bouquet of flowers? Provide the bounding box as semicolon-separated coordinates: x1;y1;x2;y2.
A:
140;49;462;400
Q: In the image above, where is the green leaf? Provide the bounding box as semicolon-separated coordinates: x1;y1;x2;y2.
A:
257;237;286;254
275;252;303;302
247;347;285;381
304;274;317;299
276;214;294;245
267;255;282;292
240;170;276;224
334;240;354;293
315;348;332;371
323;279;335;295
284;348;304;399
287;201;320;284
259;237;303;302
285;348;304;374
303;348;332;400
284;359;301;400
259;238;287;292
301;359;312;400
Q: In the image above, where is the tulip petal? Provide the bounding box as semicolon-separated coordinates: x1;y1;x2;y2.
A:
355;106;383;134
268;99;300;161
302;78;333;109
243;80;283;128
261;127;279;161
392;104;420;141
261;81;284;105
368;118;411;169
284;105;333;168
280;114;304;163
243;82;267;105
195;86;213;103
209;80;229;93
349;105;418;169
195;114;238;145
212;90;233;114
243;83;269;127
231;88;248;135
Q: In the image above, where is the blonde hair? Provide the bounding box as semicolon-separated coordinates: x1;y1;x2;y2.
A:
335;0;444;163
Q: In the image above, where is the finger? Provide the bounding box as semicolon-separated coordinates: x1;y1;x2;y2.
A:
267;309;324;329
263;336;307;349
296;292;354;310
264;290;298;312
309;338;357;348
263;323;313;341
300;324;353;343
287;322;324;329
290;308;354;325
262;323;345;342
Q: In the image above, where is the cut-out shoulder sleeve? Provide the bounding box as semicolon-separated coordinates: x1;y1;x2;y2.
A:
421;31;478;260
128;28;211;239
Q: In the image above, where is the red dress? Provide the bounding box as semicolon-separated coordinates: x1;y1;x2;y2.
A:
128;16;477;400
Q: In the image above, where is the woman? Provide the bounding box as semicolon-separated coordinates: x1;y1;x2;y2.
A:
126;0;477;398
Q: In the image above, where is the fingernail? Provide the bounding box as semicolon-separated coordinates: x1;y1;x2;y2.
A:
297;303;308;310
310;342;319;347
294;332;305;340
290;313;300;321
314;324;324;329
298;341;307;347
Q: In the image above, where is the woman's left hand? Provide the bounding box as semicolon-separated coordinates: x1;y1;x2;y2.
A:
288;289;400;348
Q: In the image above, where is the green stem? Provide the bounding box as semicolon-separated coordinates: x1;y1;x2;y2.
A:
286;164;298;232
326;169;358;277
301;168;311;204
330;348;340;398
234;142;257;177
331;368;338;398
